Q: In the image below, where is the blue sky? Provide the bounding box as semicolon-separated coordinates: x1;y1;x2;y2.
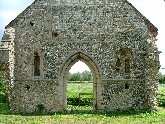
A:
0;0;165;73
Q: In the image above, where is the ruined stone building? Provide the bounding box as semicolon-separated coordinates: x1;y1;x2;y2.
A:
0;0;160;113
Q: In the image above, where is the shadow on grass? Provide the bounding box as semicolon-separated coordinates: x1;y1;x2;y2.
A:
0;102;155;117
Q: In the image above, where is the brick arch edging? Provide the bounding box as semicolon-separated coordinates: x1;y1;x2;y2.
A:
58;50;102;111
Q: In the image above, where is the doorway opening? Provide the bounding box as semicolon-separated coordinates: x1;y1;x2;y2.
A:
67;61;93;110
60;52;100;112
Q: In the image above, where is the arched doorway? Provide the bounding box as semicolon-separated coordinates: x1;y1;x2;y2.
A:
59;52;101;111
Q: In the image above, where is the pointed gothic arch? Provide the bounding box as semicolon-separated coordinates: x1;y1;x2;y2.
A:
58;51;101;111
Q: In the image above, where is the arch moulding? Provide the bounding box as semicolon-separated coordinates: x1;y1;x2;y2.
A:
58;51;102;111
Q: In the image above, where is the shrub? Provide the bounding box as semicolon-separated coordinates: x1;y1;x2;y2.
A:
36;104;45;112
0;81;6;103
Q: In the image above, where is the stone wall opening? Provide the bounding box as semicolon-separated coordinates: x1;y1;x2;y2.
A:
67;61;93;110
34;52;40;76
33;51;44;79
59;52;101;112
115;48;132;79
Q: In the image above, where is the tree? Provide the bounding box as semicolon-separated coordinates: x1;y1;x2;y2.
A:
67;72;81;81
67;71;92;81
81;70;92;81
159;72;165;84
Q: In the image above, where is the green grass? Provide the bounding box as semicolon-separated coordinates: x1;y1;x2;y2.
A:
158;84;165;94
67;105;93;110
158;84;165;106
0;103;165;124
67;82;93;110
0;83;165;124
67;82;93;98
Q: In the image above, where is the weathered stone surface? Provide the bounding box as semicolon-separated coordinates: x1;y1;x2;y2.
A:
0;50;9;63
101;80;148;111
0;0;160;112
10;80;61;113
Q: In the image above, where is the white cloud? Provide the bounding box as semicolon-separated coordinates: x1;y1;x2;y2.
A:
69;61;90;73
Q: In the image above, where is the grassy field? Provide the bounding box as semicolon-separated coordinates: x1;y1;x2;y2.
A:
158;84;165;107
0;84;165;124
158;84;165;94
67;82;93;110
67;82;93;98
0;103;165;124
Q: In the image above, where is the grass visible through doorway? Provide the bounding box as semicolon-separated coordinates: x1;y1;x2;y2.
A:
67;81;93;110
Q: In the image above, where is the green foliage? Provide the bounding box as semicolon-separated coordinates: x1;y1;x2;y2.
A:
81;70;92;81
0;81;5;94
67;105;93;110
159;72;165;84
67;72;81;81
157;84;165;106
67;98;92;106
67;82;93;109
67;71;92;81
0;103;9;114
36;104;45;113
0;80;6;103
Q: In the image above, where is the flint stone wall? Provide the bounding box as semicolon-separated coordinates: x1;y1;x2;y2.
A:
101;80;148;111
0;49;9;64
0;0;160;113
10;80;62;112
